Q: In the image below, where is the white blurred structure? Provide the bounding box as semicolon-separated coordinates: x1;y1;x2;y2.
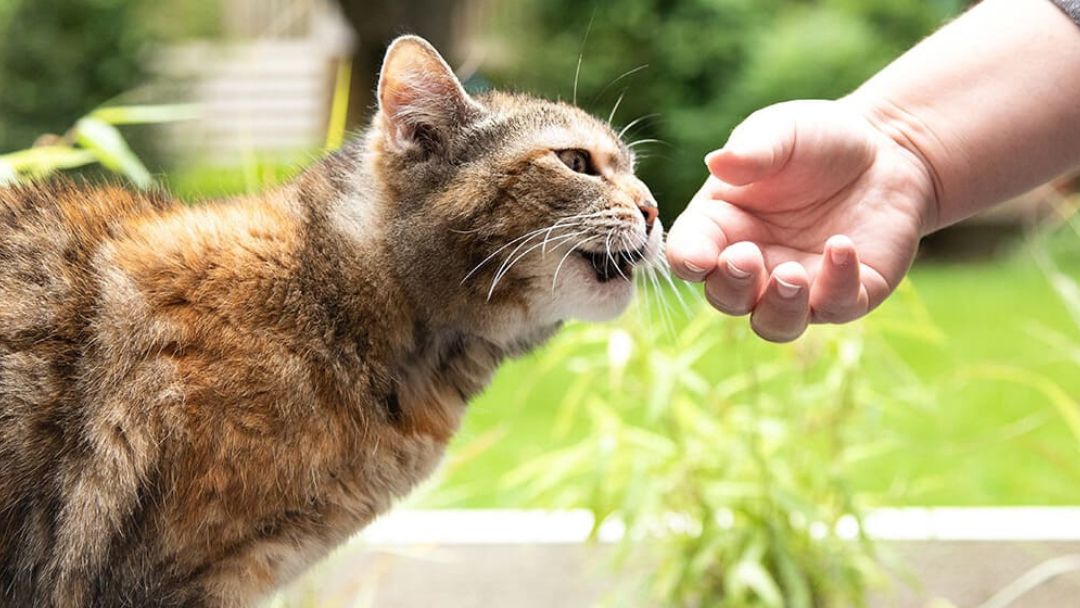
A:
160;0;353;164
157;0;507;165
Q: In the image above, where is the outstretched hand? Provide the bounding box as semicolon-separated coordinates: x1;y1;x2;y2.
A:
667;99;938;342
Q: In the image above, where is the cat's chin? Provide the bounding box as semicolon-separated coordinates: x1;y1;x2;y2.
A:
543;225;664;323
572;288;634;322
542;260;637;323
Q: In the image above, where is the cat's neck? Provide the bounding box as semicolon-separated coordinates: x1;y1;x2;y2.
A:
283;138;562;439
282;143;491;435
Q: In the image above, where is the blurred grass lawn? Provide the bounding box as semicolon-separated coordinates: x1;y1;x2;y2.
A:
434;255;1080;508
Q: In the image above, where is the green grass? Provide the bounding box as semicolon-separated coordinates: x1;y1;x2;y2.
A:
429;252;1080;508
166;160;305;202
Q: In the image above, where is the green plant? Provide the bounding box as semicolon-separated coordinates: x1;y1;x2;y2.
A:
502;297;927;607
0;104;198;188
961;197;1080;464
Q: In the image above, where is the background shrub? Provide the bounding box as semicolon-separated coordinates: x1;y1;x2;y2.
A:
0;0;217;152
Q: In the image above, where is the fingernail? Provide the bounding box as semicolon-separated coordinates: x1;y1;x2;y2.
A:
726;261;751;279
830;247;850;265
684;261;706;274
775;277;801;299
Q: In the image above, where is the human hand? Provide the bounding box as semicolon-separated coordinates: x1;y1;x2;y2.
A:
667;99;939;342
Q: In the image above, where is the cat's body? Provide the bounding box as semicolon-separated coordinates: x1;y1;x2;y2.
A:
0;37;661;606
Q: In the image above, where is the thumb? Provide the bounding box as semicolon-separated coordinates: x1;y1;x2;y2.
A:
705;105;796;186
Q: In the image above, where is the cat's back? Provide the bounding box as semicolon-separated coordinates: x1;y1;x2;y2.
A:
0;180;175;348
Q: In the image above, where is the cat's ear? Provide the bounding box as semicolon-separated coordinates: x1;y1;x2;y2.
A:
377;35;479;153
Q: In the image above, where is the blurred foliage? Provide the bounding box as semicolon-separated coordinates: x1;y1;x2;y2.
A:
0;104;199;188
503;295;918;606
0;0;218;152
482;0;964;222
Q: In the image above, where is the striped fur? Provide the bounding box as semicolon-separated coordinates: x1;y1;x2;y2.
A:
0;36;661;606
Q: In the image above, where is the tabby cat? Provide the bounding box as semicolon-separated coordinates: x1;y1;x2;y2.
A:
0;36;662;606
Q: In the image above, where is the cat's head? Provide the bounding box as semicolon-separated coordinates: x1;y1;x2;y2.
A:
368;36;663;343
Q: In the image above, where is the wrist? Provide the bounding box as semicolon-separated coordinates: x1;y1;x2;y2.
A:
840;93;945;236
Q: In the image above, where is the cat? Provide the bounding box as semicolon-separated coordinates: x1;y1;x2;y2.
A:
0;35;662;607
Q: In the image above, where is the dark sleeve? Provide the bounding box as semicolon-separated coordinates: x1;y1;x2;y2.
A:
1051;0;1080;26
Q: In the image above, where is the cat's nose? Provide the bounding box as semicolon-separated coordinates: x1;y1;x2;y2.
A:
638;198;658;233
616;174;659;233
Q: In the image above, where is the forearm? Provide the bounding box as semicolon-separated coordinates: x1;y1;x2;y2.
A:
847;0;1080;234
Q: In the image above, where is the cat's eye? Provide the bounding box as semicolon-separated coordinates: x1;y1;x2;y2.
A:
557;149;595;175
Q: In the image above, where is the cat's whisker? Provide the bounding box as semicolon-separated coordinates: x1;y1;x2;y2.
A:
626;138;670;149
618;232;647;267
641;238;679;335
572;10;596;106
618;113;660;141
552;235;601;291
601;229;629;283
644;262;674;337
642;270;657;331
470;207;621;291
658;253;694;319
493;226;593;291
631;246;648;319
591;63;649;108
487;231;586;301
462;228;555;285
461;211;604;284
608;89;627;125
488;228;580;295
616;231;658;329
532;208;622;258
541;210;604;254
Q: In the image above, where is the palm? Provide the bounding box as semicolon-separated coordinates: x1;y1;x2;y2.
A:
668;100;937;339
700;139;929;296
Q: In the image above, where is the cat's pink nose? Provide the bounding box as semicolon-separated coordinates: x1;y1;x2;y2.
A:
638;199;658;231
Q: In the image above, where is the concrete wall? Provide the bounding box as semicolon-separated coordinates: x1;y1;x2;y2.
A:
268;509;1080;608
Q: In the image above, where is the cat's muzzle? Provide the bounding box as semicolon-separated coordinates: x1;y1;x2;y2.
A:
578;247;645;283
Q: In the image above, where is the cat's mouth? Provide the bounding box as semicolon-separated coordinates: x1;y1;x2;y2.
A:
578;247;645;283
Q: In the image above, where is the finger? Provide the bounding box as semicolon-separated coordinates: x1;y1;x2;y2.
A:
750;262;811;343
703;241;766;316
666;182;728;281
810;235;870;324
704;105;796;186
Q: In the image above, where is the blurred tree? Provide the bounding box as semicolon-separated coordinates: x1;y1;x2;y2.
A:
0;0;150;150
480;0;965;222
0;0;219;152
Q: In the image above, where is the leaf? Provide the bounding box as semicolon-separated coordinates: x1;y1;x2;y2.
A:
325;60;353;151
960;364;1080;442
0;145;97;175
441;425;508;472
1048;269;1080;330
772;531;814;608
552;373;596;437
729;557;784;608
75;117;152;188
90;104;201;125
